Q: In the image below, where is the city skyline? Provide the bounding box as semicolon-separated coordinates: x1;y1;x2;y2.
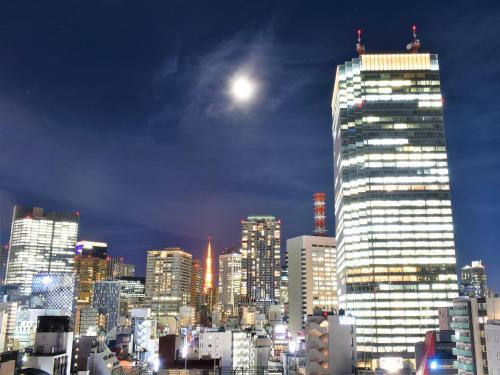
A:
0;0;499;288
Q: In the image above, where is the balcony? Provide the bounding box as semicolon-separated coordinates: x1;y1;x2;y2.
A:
453;348;472;357
452;335;471;343
451;322;470;330
454;361;474;372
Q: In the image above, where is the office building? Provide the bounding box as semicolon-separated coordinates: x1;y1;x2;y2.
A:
241;216;281;310
30;272;77;317
145;248;192;318
75;240;107;259
305;309;356;375
191;259;203;317
287;235;337;337
119;277;146;314
5;206;79;295
451;296;500;375
92;281;123;335
74;254;108;306
0;245;8;285
199;330;233;367
462;261;488;298
218;247;242;311
332;49;458;361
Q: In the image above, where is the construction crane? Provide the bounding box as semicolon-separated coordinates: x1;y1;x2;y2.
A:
356;29;365;56
406;24;422;53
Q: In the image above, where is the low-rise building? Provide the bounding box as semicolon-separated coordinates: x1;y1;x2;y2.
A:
305;309;356;375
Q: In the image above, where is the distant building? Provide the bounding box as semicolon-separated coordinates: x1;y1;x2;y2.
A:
92;281;123;336
199;330;232;367
0;245;8;285
5;206;79;295
287;235;337;337
78;307;106;336
119;276;146;314
74;255;108;306
191;259;203;321
107;256;135;279
462;261;488;298
305;309;356;375
75;241;107;259
241;216;281;311
218;248;241;311
451;296;500;375
145;248;192;318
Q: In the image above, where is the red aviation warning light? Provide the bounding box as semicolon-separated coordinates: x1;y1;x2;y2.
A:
313;193;327;236
406;24;422;53
356;29;365;56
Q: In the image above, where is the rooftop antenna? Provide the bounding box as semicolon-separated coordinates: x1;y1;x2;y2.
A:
356;29;365;56
406;24;421;53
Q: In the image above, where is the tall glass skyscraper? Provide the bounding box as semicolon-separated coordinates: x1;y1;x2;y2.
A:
332;53;458;363
6;206;79;295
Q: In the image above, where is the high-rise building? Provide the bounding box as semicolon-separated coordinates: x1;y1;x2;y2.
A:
218;247;242;310
75;241;107;259
92;281;123;335
191;259;203;313
145;248;192;318
74;254;108;306
5;206;79;295
461;261;488;298
0;245;8;285
287;235;337;337
241;216;281;310
119;276;146;314
332;49;458;361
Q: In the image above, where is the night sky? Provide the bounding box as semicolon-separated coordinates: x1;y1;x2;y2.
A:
0;1;499;285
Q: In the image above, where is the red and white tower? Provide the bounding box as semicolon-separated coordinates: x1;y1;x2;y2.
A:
313;193;327;236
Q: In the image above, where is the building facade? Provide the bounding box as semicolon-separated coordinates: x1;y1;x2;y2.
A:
241;216;281;310
191;259;203;317
5;206;79;295
462;261;488;298
451;297;500;375
92;281;122;335
74;255;108;306
332;53;458;361
218;248;242;310
145;248;192;318
287;235;337;337
305;310;357;375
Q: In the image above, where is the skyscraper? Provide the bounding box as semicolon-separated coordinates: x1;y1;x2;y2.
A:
461;261;488;298
287;235;337;337
145;248;192;318
332;49;458;361
218;247;242;310
6;206;79;295
191;259;203;314
241;216;281;310
74;253;108;306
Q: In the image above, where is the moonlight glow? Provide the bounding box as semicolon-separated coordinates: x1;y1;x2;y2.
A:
230;75;256;102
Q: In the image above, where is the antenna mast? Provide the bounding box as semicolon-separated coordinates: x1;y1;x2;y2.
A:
356;29;365;56
406;24;422;53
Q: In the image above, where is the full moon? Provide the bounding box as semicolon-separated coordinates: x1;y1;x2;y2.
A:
230;75;256;102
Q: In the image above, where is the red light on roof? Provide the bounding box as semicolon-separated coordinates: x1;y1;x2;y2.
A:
412;25;417;31
322;311;328;317
75;211;80;216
